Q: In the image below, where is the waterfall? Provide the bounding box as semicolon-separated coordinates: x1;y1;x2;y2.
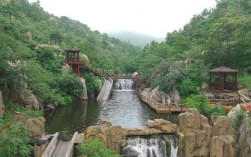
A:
114;79;135;91
122;136;178;157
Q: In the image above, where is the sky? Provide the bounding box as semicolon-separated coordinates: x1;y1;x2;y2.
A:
29;0;216;37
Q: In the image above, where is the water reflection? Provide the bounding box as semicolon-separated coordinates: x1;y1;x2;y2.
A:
45;90;178;137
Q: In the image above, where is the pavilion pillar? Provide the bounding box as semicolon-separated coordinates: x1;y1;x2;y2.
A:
219;73;224;92
209;73;212;90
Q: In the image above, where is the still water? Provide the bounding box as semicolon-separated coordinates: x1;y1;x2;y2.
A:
45;81;178;137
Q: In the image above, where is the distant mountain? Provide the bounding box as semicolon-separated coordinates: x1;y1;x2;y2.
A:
108;31;165;48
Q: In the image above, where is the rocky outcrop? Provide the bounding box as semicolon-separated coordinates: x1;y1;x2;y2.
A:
210;116;236;157
178;108;212;157
227;105;241;120
236;114;251;157
85;119;177;153
132;72;141;88
0;90;4;118
25;117;45;138
79;78;88;100
23;92;40;110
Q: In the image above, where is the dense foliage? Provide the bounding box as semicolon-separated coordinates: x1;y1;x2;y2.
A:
77;139;120;157
0;0;140;107
0;122;32;157
184;94;226;120
130;0;251;96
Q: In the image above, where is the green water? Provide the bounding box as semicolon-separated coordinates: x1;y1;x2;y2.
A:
45;90;178;138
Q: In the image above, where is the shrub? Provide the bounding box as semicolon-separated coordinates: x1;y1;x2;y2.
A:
77;139;120;157
178;78;198;97
83;72;100;93
0;122;32;157
185;94;226;120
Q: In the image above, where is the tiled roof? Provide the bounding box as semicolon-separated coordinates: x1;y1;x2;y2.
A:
208;66;238;73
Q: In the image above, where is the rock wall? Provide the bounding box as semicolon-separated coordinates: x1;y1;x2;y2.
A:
179;109;236;157
85;119;177;153
0;90;4;118
210;116;236;157
178;108;212;157
85;110;238;157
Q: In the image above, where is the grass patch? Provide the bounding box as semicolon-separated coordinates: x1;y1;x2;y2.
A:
238;75;251;89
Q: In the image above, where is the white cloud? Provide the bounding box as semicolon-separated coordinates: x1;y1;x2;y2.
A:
30;0;216;37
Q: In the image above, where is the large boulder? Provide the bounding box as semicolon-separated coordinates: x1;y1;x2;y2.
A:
209;116;236;157
178;109;212;157
147;119;177;133
148;86;162;102
25;117;45;138
210;135;235;157
0;90;4;118
227;104;241;126
122;147;139;157
23;92;40;110
212;116;235;136
236;115;251;157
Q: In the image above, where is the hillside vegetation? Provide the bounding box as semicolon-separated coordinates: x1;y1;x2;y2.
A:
0;0;141;107
130;0;251;97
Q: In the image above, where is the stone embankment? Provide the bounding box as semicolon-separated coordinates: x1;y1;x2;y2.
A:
84;108;247;157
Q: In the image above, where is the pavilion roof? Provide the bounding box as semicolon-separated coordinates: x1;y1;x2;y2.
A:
65;48;80;52
208;66;238;73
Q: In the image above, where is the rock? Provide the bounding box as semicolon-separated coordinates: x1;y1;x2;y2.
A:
210;135;235;157
23;92;40;110
0;90;4;118
79;78;88;100
178;109;212;157
205;92;215;99
25;117;45;138
236;115;251;157
26;32;32;41
201;82;209;90
212;116;235;136
227;104;241;125
122;147;139;157
146;119;176;133
149;86;161;102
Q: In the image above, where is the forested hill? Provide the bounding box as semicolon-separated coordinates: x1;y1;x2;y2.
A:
0;0;141;108
0;0;141;74
132;0;251;96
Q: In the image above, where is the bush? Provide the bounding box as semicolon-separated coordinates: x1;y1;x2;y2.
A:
83;72;100;93
0;122;32;157
58;74;83;98
185;94;226;120
178;78;198;97
77;139;120;157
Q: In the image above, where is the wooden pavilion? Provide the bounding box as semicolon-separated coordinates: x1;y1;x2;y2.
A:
65;48;80;76
208;67;238;92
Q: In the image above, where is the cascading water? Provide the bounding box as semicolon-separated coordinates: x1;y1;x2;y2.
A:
122;135;178;157
114;79;135;91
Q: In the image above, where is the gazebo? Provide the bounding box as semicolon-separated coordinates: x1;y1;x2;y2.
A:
208;67;238;92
